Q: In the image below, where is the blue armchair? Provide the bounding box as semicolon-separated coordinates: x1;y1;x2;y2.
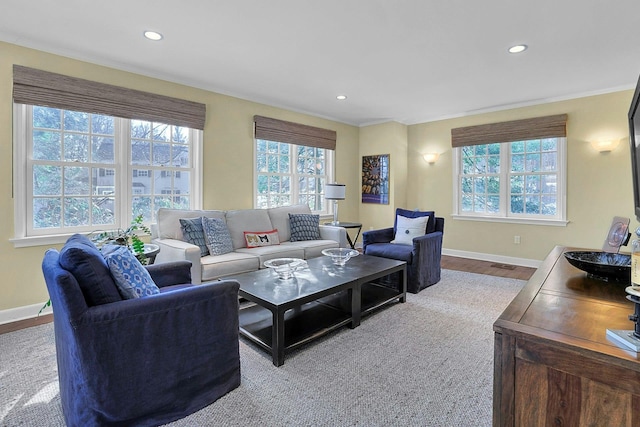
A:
363;208;444;293
41;234;241;427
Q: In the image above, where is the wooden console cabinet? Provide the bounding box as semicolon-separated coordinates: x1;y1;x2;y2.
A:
493;246;640;426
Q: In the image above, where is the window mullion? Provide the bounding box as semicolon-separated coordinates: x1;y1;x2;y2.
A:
501;143;510;216
117;118;130;228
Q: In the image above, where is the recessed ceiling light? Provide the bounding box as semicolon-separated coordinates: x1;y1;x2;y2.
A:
336;95;347;100
144;31;163;41
508;44;527;54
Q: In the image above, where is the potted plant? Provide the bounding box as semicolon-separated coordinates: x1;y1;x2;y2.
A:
91;214;152;265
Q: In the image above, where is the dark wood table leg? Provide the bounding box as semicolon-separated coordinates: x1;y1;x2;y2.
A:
272;308;285;366
399;267;407;303
351;286;361;328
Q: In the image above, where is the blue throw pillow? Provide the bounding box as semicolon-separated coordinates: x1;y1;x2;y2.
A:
289;213;321;241
180;217;209;257
59;234;122;306
103;246;160;299
201;216;234;255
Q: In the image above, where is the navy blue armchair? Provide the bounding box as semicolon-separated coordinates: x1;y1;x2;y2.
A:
41;235;241;426
363;208;444;293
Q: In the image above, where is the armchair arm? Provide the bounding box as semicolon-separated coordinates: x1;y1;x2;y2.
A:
362;227;395;252
319;225;348;248
145;260;192;288
152;237;203;284
412;231;443;270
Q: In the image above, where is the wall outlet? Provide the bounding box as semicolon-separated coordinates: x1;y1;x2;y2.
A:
514;235;521;244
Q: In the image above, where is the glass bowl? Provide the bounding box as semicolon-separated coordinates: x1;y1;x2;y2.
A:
263;258;306;279
322;248;359;266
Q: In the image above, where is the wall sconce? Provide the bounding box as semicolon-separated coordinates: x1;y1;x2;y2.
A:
423;153;440;164
591;139;620;153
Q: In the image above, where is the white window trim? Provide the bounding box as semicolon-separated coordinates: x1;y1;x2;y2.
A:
11;104;203;247
451;137;568;226
253;139;335;217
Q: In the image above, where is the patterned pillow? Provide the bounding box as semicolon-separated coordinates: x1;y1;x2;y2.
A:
202;216;234;255
289;213;321;242
103;246;160;299
180;217;209;257
244;229;280;248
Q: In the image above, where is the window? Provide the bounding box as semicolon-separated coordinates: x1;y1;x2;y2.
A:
14;104;202;243
253;115;337;214
255;139;333;212
453;138;566;224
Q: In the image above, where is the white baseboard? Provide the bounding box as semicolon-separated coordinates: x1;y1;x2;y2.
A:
442;248;542;269
0;302;52;326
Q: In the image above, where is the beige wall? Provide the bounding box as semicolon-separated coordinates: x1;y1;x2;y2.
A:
1;40;636;315
359;121;408;231
0;42;359;313
407;90;635;262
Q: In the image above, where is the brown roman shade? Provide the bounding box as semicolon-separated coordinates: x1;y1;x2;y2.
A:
12;65;206;130
451;114;568;148
254;115;336;150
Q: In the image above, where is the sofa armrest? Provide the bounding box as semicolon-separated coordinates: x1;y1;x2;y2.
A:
319;225;348;248
362;227;395;251
146;260;192;288
152;237;203;284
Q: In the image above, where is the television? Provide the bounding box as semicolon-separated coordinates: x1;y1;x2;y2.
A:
629;73;640;223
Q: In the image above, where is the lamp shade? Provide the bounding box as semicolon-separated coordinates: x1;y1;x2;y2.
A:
325;184;346;200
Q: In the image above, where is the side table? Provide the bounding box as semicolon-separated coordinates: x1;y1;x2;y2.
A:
324;221;362;249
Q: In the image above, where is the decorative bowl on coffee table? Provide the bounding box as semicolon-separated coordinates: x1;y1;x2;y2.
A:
322;248;359;266
263;258;306;279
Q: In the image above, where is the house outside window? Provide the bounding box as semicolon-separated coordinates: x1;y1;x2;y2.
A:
14;104;201;241
253;115;337;216
451;114;568;225
255;139;333;213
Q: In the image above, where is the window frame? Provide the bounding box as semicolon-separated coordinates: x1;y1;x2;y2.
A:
253;138;335;215
452;137;568;226
11;104;203;247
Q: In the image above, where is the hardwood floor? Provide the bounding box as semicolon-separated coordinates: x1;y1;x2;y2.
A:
0;257;535;335
441;255;536;281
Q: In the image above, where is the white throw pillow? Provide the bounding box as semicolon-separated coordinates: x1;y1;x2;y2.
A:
391;215;429;245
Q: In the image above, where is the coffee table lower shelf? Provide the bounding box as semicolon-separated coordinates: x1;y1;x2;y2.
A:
239;300;353;354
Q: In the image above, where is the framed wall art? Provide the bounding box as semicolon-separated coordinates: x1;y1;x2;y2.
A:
362;154;389;204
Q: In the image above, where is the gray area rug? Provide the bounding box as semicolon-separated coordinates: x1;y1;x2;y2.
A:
0;269;524;427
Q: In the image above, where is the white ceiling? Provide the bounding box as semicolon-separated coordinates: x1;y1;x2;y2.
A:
2;0;640;126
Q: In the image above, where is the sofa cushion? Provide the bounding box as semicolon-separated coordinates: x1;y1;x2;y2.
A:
268;204;312;243
392;215;429;245
395;208;435;234
226;209;274;249
200;251;261;281
202;217;234;255
289;213;321;241
180;217;209;257
58;234;122;306
235;245;305;267
157;208;225;240
244;229;280;248
103;246;160;299
281;239;339;259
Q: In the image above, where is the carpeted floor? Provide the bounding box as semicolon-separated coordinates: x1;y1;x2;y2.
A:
0;269;525;427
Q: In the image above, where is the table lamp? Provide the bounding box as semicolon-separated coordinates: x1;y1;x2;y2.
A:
325;183;346;225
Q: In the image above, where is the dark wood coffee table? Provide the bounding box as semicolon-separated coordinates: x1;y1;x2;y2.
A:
226;254;406;366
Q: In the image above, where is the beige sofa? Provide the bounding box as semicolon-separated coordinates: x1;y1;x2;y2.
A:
152;204;348;283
